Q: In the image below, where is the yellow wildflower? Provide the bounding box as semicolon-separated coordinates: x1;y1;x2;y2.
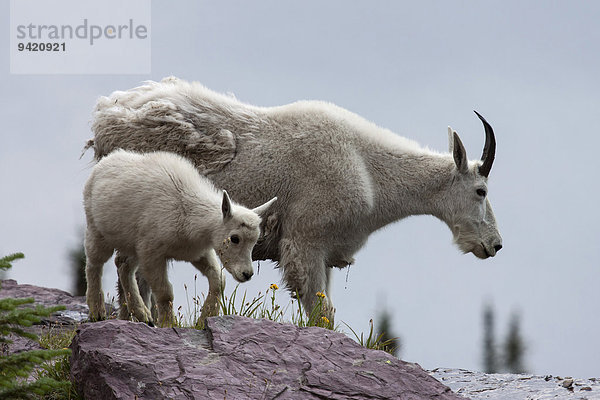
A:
269;283;279;290
321;316;329;324
316;291;326;299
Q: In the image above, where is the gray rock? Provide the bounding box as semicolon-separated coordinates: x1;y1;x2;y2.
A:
562;378;574;389
0;279;89;319
430;368;600;399
70;316;464;400
0;279;90;355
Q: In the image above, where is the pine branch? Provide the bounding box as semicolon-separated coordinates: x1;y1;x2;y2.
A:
0;376;71;399
0;348;71;383
0;253;25;271
0;299;66;344
0;297;35;312
0;252;76;398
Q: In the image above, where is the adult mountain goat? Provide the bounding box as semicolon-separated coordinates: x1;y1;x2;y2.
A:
88;77;503;322
83;149;276;326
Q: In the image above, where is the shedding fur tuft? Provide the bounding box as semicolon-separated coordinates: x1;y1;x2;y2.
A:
91;77;263;174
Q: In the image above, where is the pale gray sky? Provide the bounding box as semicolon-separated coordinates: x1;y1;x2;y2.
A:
1;1;599;377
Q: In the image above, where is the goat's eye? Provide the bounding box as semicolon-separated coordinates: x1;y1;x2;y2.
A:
230;235;240;244
476;189;487;197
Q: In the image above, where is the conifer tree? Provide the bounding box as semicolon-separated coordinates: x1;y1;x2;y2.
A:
481;305;528;374
376;309;401;357
0;253;71;399
503;313;527;374
482;304;498;373
68;243;87;297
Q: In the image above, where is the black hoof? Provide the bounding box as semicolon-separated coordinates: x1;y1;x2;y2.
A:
146;320;155;327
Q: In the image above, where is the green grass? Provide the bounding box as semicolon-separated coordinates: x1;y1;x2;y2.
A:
343;319;399;354
34;326;81;400
176;278;396;352
174;278;335;330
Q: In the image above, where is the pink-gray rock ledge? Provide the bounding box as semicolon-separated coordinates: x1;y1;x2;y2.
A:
70;316;464;399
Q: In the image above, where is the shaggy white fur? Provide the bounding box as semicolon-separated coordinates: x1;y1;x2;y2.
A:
88;77;502;322
83;149;276;325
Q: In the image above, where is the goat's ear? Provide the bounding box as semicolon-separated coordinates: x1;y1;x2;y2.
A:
452;131;469;174
222;190;233;220
252;197;277;217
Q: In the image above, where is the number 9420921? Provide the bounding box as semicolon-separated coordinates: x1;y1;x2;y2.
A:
18;42;66;51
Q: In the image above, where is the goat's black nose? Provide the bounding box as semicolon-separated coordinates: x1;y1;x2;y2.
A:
494;244;503;253
242;271;253;280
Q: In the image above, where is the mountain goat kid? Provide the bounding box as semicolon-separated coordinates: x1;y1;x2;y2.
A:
83;149;276;326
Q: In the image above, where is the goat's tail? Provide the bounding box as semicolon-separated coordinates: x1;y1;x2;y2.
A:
79;139;95;160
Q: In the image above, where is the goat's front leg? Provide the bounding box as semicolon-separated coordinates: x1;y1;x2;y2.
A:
192;250;225;325
279;238;335;325
138;255;173;327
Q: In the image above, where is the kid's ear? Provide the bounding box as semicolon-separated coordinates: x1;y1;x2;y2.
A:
222;190;232;220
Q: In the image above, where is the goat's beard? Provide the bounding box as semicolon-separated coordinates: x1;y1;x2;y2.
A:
453;224;490;259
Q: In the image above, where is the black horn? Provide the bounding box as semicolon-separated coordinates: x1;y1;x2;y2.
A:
474;111;496;177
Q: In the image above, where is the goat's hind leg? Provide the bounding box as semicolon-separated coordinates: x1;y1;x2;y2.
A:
116;253;157;321
137;273;158;321
138;255;173;327
116;252;131;320
84;228;113;321
116;252;157;321
191;250;225;325
117;253;153;325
